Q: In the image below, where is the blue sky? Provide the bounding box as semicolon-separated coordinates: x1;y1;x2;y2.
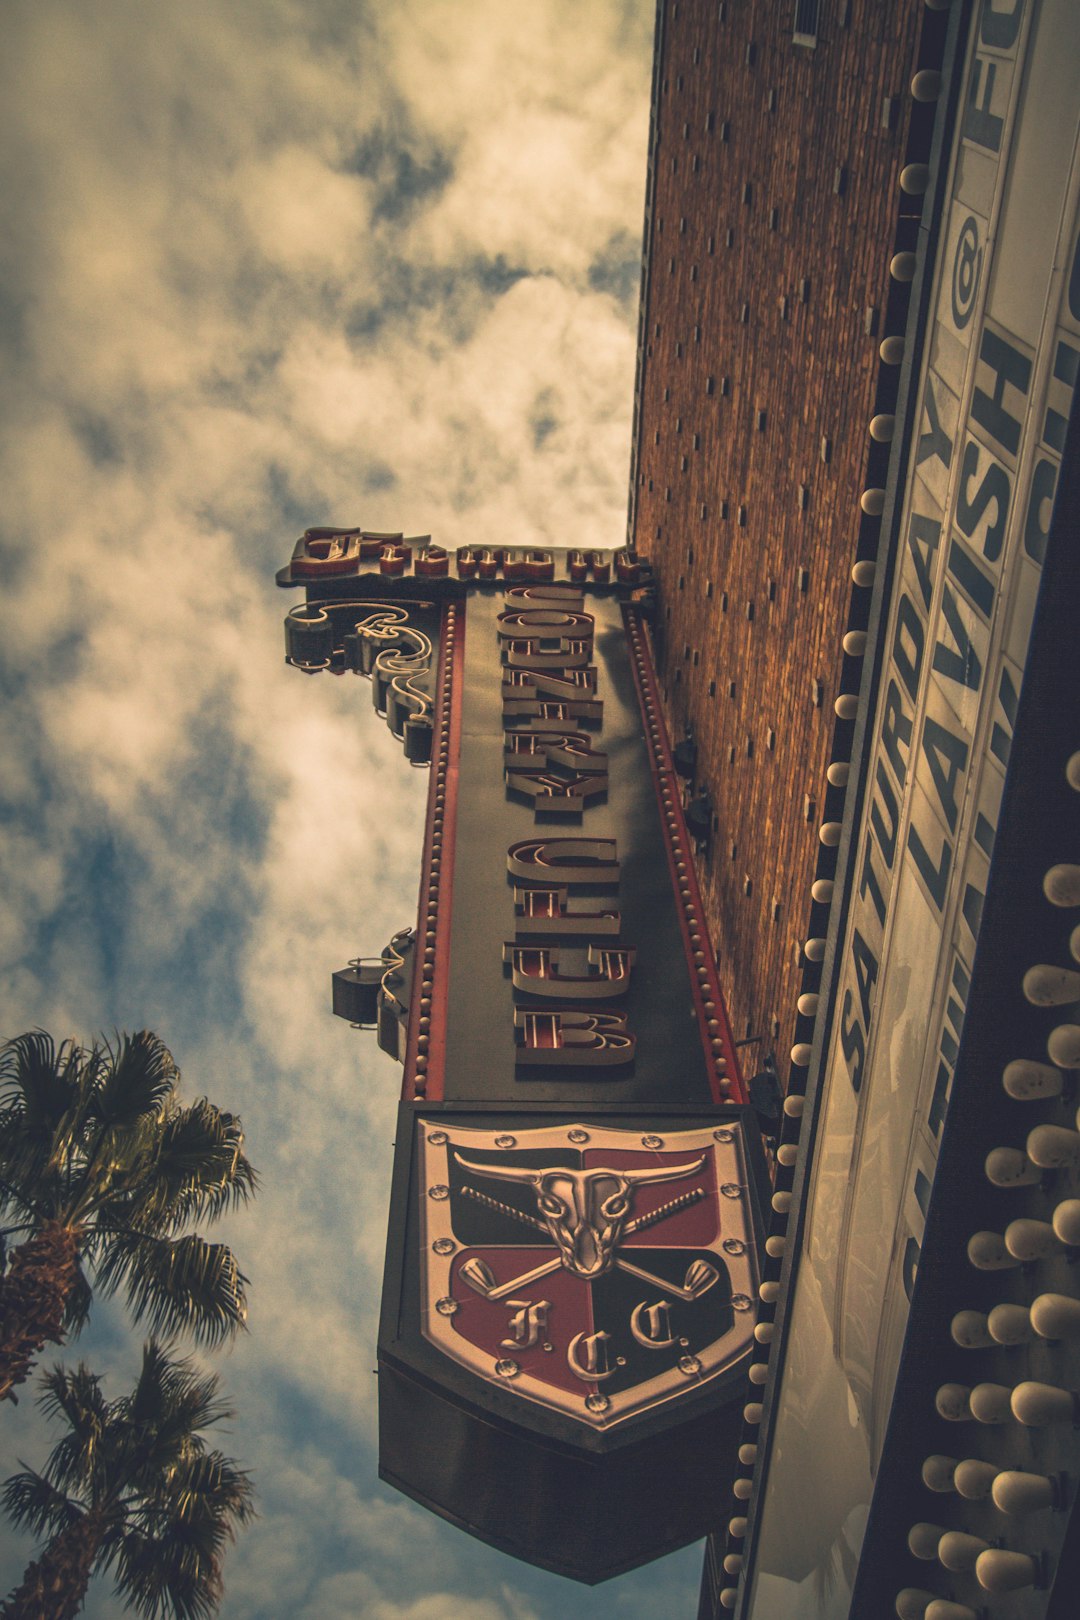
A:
0;1;706;1615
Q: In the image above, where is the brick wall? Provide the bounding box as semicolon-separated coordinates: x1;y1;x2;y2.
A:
631;0;924;1071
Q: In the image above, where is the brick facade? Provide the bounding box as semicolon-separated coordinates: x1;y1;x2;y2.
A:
630;0;925;1069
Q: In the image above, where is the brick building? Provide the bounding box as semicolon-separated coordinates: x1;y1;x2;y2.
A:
629;0;932;1066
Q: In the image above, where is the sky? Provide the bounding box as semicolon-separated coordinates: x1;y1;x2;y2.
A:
0;1;713;1616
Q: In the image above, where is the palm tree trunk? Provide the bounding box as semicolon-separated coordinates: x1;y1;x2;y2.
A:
0;1510;101;1620
0;1223;78;1406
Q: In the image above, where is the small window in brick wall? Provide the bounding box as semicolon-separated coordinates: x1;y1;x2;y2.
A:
794;0;819;46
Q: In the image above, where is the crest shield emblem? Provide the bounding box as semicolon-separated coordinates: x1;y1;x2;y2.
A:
421;1120;758;1426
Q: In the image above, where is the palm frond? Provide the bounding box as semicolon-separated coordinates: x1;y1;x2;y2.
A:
0;1034;78;1221
114;1448;254;1620
61;1257;94;1336
0;1033;75;1132
125;1101;257;1231
0;1468;80;1540
37;1363;108;1434
113;1528;222;1620
126;1342;225;1446
93;1034;179;1128
155;1451;256;1531
97;1235;248;1347
36;1364;112;1498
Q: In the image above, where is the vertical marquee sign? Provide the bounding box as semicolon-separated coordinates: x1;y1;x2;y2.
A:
278;537;767;1583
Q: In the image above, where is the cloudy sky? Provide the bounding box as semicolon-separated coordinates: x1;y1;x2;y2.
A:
0;1;710;1615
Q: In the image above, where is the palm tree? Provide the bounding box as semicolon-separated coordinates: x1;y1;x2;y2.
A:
0;1340;255;1620
0;1032;256;1405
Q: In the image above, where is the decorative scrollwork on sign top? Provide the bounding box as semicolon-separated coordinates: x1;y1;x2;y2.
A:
285;599;437;763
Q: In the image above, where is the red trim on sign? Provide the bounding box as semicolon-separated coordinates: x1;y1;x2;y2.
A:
620;605;745;1104
403;601;464;1102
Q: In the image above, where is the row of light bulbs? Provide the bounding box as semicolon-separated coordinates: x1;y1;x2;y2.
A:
897;761;1080;1615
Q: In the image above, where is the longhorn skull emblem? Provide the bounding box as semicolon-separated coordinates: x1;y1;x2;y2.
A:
453;1152;706;1280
